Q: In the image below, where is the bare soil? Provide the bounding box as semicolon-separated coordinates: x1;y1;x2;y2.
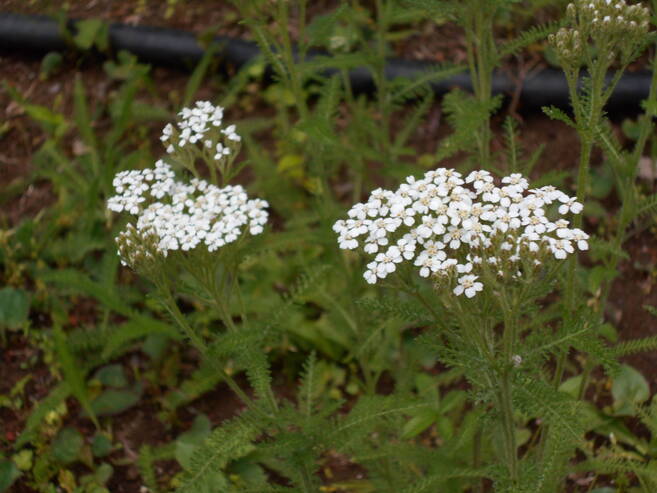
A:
1;2;656;491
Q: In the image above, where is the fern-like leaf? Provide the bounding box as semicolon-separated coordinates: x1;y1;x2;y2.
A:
437;90;503;162
390;62;466;103
498;21;561;59
176;415;259;493
613;333;657;357
542;106;576;128
514;376;585;442
355;296;432;324
54;325;99;428
102;317;181;359
162;359;226;411
137;445;160;493
400;0;459;17
637;193;657;218
401;468;490;493
298;351;319;417
392;90;434;154
16;384;70;447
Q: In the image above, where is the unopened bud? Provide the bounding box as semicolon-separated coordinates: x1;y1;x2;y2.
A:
567;3;576;20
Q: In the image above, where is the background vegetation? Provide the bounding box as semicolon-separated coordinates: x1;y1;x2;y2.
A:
2;0;657;491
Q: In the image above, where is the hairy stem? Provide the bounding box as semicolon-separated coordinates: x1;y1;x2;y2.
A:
374;0;391;158
277;1;308;121
474;6;495;168
600;49;657;309
299;462;315;493
499;372;518;483
473;425;484;493
499;298;519;484
159;285;257;411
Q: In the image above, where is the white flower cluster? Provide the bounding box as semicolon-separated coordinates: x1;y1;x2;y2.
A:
580;0;650;30
553;0;650;64
333;169;589;297
160;100;241;157
108;160;268;262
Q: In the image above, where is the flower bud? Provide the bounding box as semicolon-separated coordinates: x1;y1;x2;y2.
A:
566;2;577;21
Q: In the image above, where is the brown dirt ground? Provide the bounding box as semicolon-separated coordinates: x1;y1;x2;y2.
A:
1;0;341;39
1;3;657;491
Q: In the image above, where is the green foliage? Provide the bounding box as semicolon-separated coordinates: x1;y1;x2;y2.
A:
612;365;650;416
542;105;576;128
137;445;162;493
614;334;657;357
355;295;432;325
52;427;84;464
390;63;465;104
39;52;63;80
4;0;657;492
88;384;142;417
182;44;220;108
498;20;561;58
53;325;99;428
437;90;503;162
162;359;225;411
72;19;109;51
175;415;213;469
93;364;128;388
15;384;70;448
91;434;113;458
176;415;259;492
0;460;20;493
0;287;29;331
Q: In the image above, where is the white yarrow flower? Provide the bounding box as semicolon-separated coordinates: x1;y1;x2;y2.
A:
108;160;268;264
454;275;483;298
334;167;588;298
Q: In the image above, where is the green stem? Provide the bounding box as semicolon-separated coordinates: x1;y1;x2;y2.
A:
573;137;593;230
299;462;315;493
599;49;657;309
540;67;594;459
277;1;308;120
498;372;518;484
411;288;443;329
557;59;603;391
546;58;611;456
159;284;258;413
473;6;494;168
208;264;238;332
579;57;657;403
361;363;377;396
234;274;249;326
208;157;218;186
577;364;593;401
499;294;519;485
160;285;206;352
473;425;484;493
374;0;391;155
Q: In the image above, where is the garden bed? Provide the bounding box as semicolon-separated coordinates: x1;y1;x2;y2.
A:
2;1;657;492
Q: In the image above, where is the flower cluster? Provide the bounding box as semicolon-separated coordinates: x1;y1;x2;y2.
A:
333;168;589;297
108;160;268;265
551;0;650;67
160;100;240;160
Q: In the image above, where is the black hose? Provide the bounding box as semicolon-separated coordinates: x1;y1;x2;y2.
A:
0;12;651;112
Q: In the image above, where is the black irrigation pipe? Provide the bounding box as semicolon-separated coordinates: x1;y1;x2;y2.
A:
0;12;653;113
